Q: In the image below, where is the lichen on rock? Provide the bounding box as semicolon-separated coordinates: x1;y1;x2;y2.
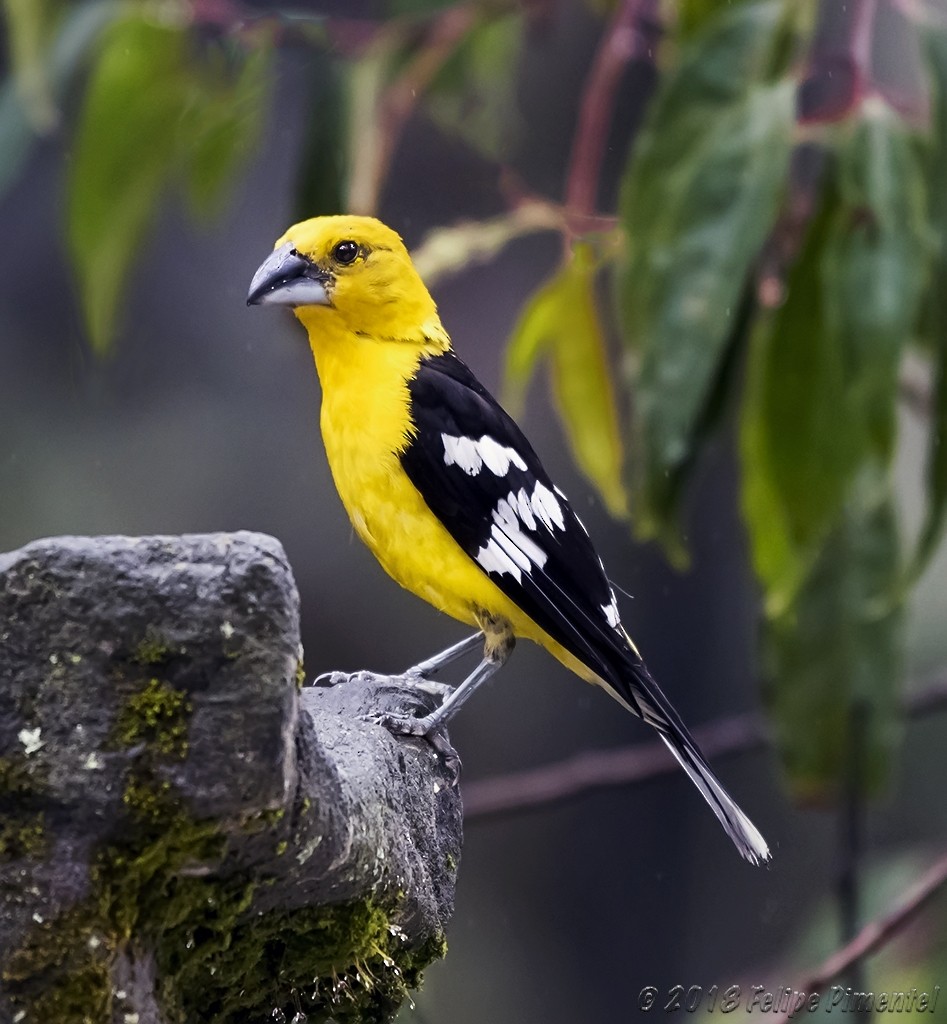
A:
0;533;461;1023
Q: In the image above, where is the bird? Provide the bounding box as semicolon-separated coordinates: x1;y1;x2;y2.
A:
247;214;770;865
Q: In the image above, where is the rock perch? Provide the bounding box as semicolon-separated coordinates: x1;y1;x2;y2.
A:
0;533;461;1024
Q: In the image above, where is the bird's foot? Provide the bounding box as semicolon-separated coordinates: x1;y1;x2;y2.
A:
314;671;459;776
314;668;383;687
394;672;454;699
314;669;453;699
363;710;460;781
367;710;435;737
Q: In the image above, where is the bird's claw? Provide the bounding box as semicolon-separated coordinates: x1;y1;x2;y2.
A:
363;710;431;737
313;670;356;687
361;711;461;782
314;669;453;699
315;672;461;779
396;674;453;698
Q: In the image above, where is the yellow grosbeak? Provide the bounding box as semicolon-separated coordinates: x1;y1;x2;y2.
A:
248;215;769;864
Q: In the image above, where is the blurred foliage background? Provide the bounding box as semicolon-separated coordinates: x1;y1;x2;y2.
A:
2;0;947;1020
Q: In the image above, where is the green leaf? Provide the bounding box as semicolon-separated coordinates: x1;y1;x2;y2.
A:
344;25;411;215
743;105;923;800
68;15;189;354
614;0;795;555
411;201;562;289
68;15;271;352
740;183;858;612
676;0;816;51
0;0;120;200
425;12;522;161
762;464;903;803
2;0;62;131
675;0;749;40
916;342;947;577
823;102;928;460
504;245;629;519
741;104;926;612
182;39;272;218
913;28;947;576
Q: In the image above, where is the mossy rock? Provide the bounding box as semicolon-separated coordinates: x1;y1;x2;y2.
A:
1;534;461;1024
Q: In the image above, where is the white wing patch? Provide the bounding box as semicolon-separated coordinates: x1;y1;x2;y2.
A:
442;433;528;477
449;444;568;583
493;499;548;569
475;537;523;581
475;523;543;583
511;487;537;530
475;488;555;582
480;435;528;475
531;482;565;531
502;484;569;535
602;589;621;629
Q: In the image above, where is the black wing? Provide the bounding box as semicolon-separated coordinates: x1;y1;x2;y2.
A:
402;353;772;864
400;351;641;698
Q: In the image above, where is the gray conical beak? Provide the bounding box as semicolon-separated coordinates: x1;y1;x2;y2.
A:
247;242;332;307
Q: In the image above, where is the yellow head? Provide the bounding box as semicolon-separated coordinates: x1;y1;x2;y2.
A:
247;215;448;347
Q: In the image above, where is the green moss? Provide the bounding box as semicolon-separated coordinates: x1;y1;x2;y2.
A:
0;756;50;863
0;754;46;798
4;906;113;1022
113;677;191;757
262;806;285;825
239;804;287;838
95;811;234;940
0;813;46;860
166;897;445;1024
97;799;442;1023
9;690;445;1022
132;630;174;666
123;775;175;823
9;798;446;1024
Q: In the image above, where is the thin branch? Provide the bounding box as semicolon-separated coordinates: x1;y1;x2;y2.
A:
188;0;397;53
189;0;338;46
771;849;947;1024
463;710;764;821
850;0;879;79
798;0;879;124
899;351;934;420
563;0;659;219
410;197;618;288
411;201;564;287
837;701;869;1005
462;677;947;823
347;4;477;215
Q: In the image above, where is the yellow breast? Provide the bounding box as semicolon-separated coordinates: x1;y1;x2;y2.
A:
295;313;604;685
301;321;506;627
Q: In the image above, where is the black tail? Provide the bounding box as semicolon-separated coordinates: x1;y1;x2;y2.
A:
655;726;770;865
613;645;770;865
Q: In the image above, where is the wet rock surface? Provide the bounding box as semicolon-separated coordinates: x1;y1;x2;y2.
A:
0;532;461;1024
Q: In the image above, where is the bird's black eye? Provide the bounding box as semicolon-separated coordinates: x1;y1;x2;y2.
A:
332;240;359;265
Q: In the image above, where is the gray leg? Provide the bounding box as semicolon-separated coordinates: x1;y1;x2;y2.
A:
373;638;513;737
405;631;483;678
314;632;483;694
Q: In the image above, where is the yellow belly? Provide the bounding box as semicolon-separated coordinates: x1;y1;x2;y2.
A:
303;320;600;683
313;337;509;622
